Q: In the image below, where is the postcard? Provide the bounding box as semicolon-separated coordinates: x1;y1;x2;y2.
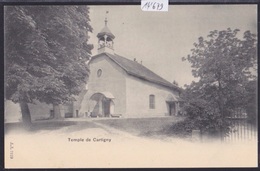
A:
4;4;258;168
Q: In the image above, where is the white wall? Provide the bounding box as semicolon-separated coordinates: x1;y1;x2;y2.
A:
125;75;180;117
5;100;22;123
5;100;52;122
79;54;127;116
28;102;53;120
78;53;181;118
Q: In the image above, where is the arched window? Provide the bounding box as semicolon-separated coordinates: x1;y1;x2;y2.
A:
149;95;155;109
97;69;102;77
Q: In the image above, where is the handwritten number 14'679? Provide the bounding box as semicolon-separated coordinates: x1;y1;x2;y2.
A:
142;2;164;11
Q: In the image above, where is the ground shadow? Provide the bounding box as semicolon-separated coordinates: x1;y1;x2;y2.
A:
94;116;189;141
5;120;100;135
138;125;192;141
5;121;76;134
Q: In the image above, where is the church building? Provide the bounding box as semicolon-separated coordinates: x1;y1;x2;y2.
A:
74;19;184;118
5;18;184;122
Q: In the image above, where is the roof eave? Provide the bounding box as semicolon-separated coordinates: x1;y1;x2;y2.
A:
97;32;115;39
91;52;182;93
127;71;181;92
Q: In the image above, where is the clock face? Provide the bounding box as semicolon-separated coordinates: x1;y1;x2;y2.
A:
97;69;102;77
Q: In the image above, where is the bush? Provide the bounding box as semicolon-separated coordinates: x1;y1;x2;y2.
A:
166;118;197;138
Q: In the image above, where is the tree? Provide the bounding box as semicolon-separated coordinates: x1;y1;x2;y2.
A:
182;28;257;137
5;6;93;127
244;80;257;124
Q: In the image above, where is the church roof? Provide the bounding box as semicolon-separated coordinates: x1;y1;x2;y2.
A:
91;52;181;92
97;25;115;39
166;94;184;102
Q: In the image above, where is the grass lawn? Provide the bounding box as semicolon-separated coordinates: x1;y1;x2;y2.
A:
94;116;185;137
5;116;186;140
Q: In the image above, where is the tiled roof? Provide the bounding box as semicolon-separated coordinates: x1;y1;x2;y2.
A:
91;52;181;92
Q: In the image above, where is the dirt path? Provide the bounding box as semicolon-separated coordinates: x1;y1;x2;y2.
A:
4;120;258;168
92;121;139;138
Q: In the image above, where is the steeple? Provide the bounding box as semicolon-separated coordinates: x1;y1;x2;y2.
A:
97;12;115;54
104;17;108;26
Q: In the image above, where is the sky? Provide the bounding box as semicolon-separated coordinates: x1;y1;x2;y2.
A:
88;5;257;87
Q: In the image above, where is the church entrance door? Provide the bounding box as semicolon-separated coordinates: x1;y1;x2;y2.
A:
167;102;176;116
90;92;115;117
102;99;111;117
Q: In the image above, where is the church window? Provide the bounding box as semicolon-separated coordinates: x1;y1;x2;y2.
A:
97;69;102;77
149;95;155;109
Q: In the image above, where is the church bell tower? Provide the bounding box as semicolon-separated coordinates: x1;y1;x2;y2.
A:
97;16;115;54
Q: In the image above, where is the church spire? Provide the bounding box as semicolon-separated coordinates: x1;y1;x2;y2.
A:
105;10;108;26
104;17;108;26
97;11;115;54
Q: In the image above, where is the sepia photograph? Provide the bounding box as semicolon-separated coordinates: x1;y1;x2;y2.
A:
4;4;258;168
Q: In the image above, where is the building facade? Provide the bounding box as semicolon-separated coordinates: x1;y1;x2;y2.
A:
75;20;183;118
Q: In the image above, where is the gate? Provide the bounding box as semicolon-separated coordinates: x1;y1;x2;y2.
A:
224;112;257;142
